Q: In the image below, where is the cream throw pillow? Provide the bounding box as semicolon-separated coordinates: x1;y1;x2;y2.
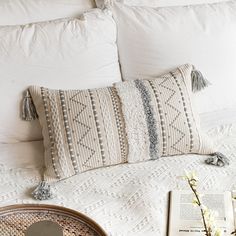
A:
27;64;228;199
29;64;219;179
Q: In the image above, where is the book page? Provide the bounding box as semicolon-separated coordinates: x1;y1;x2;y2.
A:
168;191;235;236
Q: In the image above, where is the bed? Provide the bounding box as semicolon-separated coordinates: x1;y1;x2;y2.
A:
1;109;236;236
1;1;236;236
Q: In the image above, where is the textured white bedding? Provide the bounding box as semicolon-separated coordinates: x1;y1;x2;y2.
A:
0;112;236;236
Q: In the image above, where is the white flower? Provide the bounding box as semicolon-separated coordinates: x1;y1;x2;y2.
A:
182;171;226;236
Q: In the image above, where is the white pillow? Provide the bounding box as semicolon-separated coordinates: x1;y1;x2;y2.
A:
0;9;121;143
0;0;96;25
95;0;228;8
112;1;236;114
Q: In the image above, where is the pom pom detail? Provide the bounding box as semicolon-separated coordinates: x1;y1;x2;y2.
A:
191;69;210;93
205;152;229;167
32;181;54;200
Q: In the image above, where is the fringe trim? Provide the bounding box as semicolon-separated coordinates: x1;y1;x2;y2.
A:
32;181;54;200
191;69;211;93
22;90;38;121
205;152;230;167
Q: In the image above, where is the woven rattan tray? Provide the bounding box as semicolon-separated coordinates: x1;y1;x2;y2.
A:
0;204;107;236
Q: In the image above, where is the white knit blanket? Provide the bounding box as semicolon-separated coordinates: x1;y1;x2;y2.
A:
1;118;236;236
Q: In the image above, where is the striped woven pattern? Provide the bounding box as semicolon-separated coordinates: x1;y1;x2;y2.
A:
116;64;214;164
30;64;214;181
30;86;128;181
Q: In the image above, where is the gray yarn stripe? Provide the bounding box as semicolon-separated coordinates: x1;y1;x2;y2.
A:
134;80;159;160
59;90;78;174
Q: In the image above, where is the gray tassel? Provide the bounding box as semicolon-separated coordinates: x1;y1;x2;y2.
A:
32;181;53;200
22;90;38;121
191;69;211;93
205;152;230;167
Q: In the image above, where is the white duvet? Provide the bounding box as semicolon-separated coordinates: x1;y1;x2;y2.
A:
1;110;236;236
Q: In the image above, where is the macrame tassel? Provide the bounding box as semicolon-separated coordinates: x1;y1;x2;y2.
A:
205;152;230;167
22;90;38;121
191;69;210;93
32;181;53;200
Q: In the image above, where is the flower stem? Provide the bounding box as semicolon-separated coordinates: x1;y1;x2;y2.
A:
188;179;211;236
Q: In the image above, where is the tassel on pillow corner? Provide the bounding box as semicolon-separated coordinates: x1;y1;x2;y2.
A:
205;152;230;167
191;65;211;93
22;89;38;121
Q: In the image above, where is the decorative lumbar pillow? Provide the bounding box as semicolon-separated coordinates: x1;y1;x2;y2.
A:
110;1;236;114
0;0;96;25
26;64;228;200
0;8;121;143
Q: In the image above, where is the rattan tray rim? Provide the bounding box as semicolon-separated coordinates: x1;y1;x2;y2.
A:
0;204;107;236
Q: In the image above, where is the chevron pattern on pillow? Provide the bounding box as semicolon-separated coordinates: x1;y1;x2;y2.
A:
29;64;215;181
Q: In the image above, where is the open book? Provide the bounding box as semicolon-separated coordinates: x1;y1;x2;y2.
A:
168;191;236;235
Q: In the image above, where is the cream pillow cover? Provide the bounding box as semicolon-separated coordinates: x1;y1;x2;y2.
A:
28;64;219;184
